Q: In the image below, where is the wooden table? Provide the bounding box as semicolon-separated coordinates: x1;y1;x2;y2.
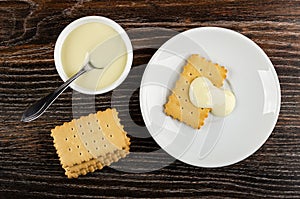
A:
1;0;299;198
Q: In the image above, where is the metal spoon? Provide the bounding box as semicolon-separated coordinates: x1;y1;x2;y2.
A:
21;61;101;122
21;34;124;122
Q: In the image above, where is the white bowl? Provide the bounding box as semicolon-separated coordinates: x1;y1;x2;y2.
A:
54;16;133;95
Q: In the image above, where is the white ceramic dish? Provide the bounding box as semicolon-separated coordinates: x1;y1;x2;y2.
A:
54;16;133;95
140;27;281;167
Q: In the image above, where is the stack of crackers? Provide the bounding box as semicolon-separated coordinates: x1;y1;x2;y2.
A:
164;54;227;129
51;108;130;178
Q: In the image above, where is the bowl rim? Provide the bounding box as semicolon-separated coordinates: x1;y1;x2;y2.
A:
54;16;133;95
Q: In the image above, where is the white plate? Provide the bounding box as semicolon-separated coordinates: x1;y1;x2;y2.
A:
140;27;281;167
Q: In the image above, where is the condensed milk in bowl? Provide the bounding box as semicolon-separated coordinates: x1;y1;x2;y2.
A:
54;16;133;95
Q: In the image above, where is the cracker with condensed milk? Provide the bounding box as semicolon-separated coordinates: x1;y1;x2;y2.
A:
164;54;227;129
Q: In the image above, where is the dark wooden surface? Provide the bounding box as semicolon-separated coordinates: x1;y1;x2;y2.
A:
1;0;300;198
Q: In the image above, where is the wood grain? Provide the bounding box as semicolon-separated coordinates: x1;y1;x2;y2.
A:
0;0;300;198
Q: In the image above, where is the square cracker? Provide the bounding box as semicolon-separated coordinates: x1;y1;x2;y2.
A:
164;54;227;129
51;108;130;178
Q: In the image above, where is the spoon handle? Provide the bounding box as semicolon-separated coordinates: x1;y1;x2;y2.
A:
21;66;88;122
